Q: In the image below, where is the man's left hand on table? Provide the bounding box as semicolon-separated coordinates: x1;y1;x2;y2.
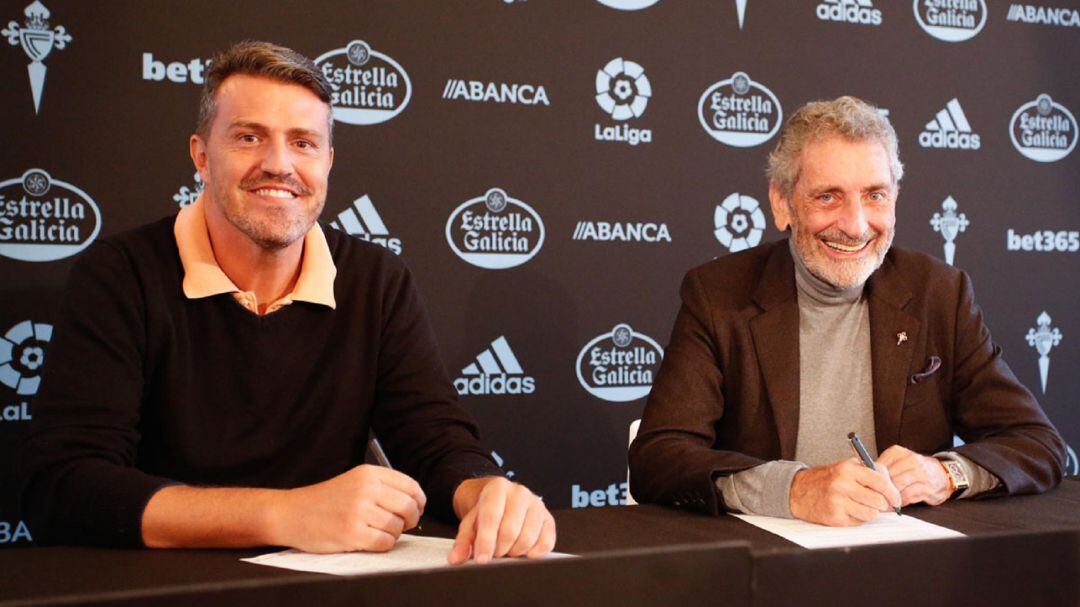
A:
447;476;556;564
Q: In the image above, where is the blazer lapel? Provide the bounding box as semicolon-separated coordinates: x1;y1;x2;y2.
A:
750;243;800;460
867;255;920;451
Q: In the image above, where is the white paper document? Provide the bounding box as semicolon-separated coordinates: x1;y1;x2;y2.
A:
242;534;572;576
732;513;964;550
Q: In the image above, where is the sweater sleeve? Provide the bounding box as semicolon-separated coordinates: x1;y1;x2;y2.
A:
368;256;503;522
19;241;175;547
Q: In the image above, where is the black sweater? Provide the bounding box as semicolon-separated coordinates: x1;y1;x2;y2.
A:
20;216;500;546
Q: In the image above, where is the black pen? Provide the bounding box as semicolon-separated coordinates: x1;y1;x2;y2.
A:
847;432;901;515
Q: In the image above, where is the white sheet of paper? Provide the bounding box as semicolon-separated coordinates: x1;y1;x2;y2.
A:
732;513;964;550
242;534;572;576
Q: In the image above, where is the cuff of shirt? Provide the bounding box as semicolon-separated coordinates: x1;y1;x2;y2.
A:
933;451;1002;499
715;460;808;518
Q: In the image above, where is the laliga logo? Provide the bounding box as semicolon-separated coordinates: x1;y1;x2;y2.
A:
0;320;51;396
446;188;544;270
0;169;101;262
173;172;204;208
3;1;71;114
714;192;766;253
576;323;663;403
1066;445;1079;477
929;196;968;266
595;0;661;10
314;40;411;125
595;58;651;120
1010;94;1078;163
1025;311;1062;394
914;0;987;42
698;71;782;147
594;57;653;146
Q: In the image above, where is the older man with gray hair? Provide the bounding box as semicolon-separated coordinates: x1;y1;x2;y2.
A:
630;96;1065;525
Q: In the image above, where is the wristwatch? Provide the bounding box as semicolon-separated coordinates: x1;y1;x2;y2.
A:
940;459;970;496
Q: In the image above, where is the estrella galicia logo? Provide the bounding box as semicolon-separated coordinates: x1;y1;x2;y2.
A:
446;188;544;269
1066;444;1079;477
914;0;987;42
1025;311;1062;394
3;1;72;114
576;323;663;402
0;320;51;396
698;71;782;147
714;192;766;253
0;169;101;262
596;0;660;10
1010;94;1078;163
314;40;411;125
329;194;403;255
929;196;969;266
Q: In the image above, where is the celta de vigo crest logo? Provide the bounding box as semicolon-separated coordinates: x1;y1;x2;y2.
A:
576;323;663;402
173;172;204;208
930;196;968;266
714;192;766;253
698;71;781;147
446;188;544;269
314;39;411;125
595;0;661;10
0;169;101;262
1025;311;1062;394
3;1;72;114
0;320;51;396
1010;94;1078;163
913;0;987;42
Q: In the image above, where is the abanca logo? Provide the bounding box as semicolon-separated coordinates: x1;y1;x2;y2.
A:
446;188;544;270
0;320;51;396
595;0;660;10
698;71;782;147
576;323;663;402
1010;94;1077;162
714;192;766;253
455;336;535;396
0;169;101;262
315;40;411;125
329;194;403;255
914;0;987;42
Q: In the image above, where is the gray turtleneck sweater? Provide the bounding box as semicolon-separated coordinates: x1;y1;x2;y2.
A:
716;242;996;517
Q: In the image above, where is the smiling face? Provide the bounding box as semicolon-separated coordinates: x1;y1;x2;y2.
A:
769;136;896;289
190;73;333;251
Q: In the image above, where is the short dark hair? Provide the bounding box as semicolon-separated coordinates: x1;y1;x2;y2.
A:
195;40;333;143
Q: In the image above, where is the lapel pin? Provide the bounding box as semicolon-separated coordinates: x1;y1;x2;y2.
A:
896;332;908;346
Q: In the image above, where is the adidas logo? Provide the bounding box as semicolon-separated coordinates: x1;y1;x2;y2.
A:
919;98;981;150
816;0;882;26
329;195;403;254
454;336;536;396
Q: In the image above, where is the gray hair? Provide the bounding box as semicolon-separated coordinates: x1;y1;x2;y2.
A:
766;96;903;200
196;40;333;143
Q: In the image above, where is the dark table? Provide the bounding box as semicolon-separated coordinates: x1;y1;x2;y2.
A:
2;479;1078;607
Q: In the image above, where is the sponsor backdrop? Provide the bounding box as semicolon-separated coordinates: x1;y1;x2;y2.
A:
1;0;1078;545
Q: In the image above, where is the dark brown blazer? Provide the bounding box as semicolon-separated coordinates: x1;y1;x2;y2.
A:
628;239;1066;515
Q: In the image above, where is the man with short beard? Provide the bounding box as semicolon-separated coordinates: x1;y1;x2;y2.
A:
629;96;1065;526
21;41;555;562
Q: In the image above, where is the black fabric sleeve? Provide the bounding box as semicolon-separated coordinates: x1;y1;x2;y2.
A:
19;241;174;547
368;255;503;522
